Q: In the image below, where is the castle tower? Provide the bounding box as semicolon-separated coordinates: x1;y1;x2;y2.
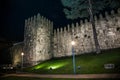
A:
10;8;120;67
24;14;53;66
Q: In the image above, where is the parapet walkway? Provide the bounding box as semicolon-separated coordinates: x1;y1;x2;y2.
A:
2;73;120;79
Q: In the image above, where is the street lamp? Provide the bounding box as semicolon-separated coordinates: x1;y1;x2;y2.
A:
71;41;76;74
21;52;24;69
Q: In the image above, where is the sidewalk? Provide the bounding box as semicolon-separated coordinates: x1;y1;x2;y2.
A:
2;73;120;78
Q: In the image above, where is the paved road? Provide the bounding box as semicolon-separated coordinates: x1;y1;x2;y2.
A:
2;73;120;78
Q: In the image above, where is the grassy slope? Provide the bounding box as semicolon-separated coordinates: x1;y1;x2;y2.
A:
24;48;120;74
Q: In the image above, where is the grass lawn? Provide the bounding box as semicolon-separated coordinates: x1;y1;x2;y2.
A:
24;48;120;74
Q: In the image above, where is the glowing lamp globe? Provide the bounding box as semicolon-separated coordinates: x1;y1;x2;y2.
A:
21;52;24;56
71;41;75;45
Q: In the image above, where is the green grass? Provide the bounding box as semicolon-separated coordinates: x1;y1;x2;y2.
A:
24;48;120;74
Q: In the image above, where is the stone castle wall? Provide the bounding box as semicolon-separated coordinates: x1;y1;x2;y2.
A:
24;14;53;66
11;9;120;66
53;9;120;57
10;42;24;66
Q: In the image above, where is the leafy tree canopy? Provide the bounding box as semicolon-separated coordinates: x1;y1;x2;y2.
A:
61;0;120;19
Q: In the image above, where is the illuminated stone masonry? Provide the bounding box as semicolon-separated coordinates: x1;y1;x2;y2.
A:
11;9;120;66
10;42;24;66
53;9;120;57
24;14;53;66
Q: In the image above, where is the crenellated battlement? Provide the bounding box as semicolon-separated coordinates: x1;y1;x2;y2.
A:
23;13;53;66
54;8;120;35
11;8;120;66
53;8;120;57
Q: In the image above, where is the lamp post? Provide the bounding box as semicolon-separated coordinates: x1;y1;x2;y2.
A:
21;52;24;69
71;41;76;74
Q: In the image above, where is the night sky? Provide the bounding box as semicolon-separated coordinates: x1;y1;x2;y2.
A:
0;0;75;42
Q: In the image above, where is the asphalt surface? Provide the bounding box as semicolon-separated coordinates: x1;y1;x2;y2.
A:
1;73;120;79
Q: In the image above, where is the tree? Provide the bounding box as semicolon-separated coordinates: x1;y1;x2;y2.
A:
61;0;120;19
61;0;105;19
88;0;100;54
61;0;120;54
104;0;120;9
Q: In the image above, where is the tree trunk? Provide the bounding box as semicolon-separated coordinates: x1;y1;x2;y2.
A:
88;0;101;54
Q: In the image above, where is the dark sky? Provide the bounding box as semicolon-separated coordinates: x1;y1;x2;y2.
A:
0;0;75;42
